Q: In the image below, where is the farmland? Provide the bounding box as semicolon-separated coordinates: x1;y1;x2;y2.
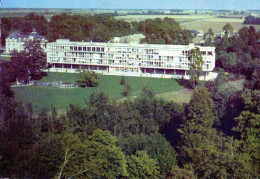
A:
116;14;260;33
13;72;184;112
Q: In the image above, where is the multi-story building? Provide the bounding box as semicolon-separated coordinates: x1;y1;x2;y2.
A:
46;39;215;79
5;29;48;53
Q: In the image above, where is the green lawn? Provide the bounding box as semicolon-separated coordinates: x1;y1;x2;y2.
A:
13;72;184;112
1;56;11;61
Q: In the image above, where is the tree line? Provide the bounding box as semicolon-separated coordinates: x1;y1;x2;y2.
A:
244;15;260;25
1;13;193;47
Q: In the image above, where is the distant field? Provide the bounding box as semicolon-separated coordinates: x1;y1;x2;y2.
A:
115;15;204;22
116;14;260;33
181;21;260;33
13;72;184;112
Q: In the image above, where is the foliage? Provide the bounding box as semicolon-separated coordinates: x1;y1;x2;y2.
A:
52;129;128;178
47;14;131;42
83;129;128;178
121;84;133;96
188;47;204;88
118;133;177;175
1;13;48;46
10;40;46;83
223;23;234;37
127;150;161;178
203;28;214;46
135;17;193;45
244;15;260;25
141;86;155;98
168;165;195;179
215;25;260;81
77;70;100;87
178;87;233;178
232;111;260;178
120;76;125;85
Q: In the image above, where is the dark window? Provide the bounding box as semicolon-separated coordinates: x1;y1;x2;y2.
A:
92;47;95;51
201;51;206;55
101;48;104;52
97;47;100;52
83;47;86;51
87;47;91;51
78;47;82;51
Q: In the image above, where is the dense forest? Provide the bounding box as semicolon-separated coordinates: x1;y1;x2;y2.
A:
1;13;192;46
132;17;193;45
0;13;260;178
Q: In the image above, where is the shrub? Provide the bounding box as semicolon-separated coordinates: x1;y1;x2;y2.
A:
120;77;125;85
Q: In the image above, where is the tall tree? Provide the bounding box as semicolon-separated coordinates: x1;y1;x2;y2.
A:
203;28;215;46
188;47;204;88
127;150;161;178
232;111;260;178
178;87;233;178
10;40;46;83
223;23;234;37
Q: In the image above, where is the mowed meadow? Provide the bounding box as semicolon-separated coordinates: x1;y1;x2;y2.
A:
13;72;184;112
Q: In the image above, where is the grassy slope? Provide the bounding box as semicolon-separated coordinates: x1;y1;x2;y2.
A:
13;72;183;112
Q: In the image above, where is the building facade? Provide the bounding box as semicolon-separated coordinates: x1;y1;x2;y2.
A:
6;29;48;53
46;39;215;79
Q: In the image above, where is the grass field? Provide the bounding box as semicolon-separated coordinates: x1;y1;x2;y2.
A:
116;14;260;33
13;72;184;112
156;89;193;103
0;56;11;61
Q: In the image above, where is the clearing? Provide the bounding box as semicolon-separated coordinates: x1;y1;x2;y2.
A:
13;72;184;112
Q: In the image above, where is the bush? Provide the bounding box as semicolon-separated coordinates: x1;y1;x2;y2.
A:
121;84;132;97
120;77;125;85
229;74;236;81
77;70;100;87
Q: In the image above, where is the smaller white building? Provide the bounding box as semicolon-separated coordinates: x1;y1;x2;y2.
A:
5;29;48;53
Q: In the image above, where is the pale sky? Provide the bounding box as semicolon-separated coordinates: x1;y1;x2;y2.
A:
1;0;260;10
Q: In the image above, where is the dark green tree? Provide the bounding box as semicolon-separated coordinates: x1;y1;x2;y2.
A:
77;70;100;87
10;40;46;83
188;47;204;88
120;76;126;85
118;133;177;176
232;111;260;178
127;150;161;178
178;87;233;178
223;23;234;37
121;84;133;97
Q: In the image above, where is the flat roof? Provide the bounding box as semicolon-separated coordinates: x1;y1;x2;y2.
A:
48;39;215;50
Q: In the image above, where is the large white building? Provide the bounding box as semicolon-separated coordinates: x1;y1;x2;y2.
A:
46;39;216;79
5;29;48;53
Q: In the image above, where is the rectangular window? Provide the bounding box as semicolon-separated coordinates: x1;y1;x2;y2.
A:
87;47;91;51
208;51;213;56
201;51;206;55
74;46;77;51
97;47;100;52
83;47;86;51
101;48;104;52
92;47;95;51
78;47;82;51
